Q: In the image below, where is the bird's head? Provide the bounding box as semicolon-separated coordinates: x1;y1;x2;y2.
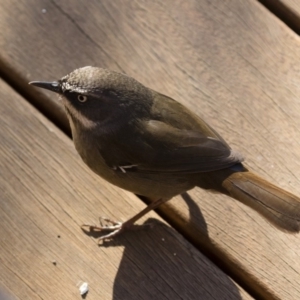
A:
30;66;153;130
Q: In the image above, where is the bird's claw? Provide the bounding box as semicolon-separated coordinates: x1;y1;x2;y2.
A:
99;217;122;229
81;217;124;241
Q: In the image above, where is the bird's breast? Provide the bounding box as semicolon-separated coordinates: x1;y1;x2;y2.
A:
70;121;195;199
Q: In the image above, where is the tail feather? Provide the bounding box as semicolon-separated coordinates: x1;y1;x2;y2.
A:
222;171;300;233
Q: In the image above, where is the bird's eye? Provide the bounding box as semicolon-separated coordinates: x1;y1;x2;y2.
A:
77;95;88;102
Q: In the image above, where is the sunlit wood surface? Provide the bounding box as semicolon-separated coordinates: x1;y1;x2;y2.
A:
1;0;300;299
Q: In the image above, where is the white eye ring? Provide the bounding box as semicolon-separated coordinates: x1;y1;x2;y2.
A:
77;95;88;102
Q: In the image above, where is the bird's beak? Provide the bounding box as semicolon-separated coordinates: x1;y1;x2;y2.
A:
29;81;62;94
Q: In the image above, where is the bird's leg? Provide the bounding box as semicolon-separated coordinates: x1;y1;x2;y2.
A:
81;198;167;241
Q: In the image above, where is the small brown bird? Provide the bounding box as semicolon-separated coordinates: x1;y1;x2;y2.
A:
30;66;300;239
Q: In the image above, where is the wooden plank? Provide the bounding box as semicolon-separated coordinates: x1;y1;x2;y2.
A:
1;0;300;298
258;0;300;33
0;79;252;299
279;0;300;15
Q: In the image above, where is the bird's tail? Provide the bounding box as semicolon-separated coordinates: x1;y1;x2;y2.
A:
221;169;300;232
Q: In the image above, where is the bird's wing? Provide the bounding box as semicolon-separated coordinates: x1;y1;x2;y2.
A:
119;119;243;173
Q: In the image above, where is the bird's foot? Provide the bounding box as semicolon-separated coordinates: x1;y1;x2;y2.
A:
81;217;131;242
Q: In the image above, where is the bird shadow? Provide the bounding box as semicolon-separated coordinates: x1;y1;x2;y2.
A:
82;192;243;300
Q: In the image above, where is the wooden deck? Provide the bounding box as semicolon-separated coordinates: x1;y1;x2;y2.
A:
1;0;300;299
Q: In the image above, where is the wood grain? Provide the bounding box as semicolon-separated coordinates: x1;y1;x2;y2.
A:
279;0;300;14
1;0;300;298
259;0;300;33
0;79;251;299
